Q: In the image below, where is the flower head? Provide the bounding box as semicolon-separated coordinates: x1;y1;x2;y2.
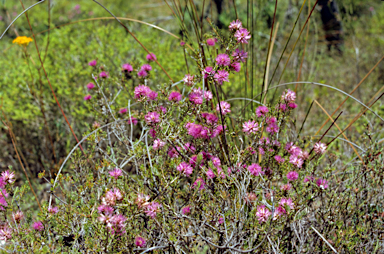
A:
279;198;294;209
234;28;251;44
229;19;242;30
189;92;203;105
177;162;193;177
84;95;92;101
153;139;165;150
281;183;292;191
232;49;248;62
193;178;206;190
88;60;97;67
87;82;95;91
146;53;157;61
48;206;59;214
1;170;15;184
216;101;231;115
141;64;152;72
256;205;271;223
135;194;150;209
0;226;12;241
128;117;138;125
248;163;263;176
119;108;127;114
145;202;161;218
230;62;241;72
135;236;146;248
12;36;33;46
33;221;44;231
274;155;285;163
138;70;148;77
109;168;123;179
181;206;191;215
316;178;329;189
203;66;215;78
168;91;182;102
214;70;229;85
215;54;231;66
287;171;299;181
183;74;194;86
99;71;109;79
243;120;259;134
145;112;160;126
256;106;269;117
314;142;327;155
281;89;296;102
13;211;24;223
206;38;216;46
122;63;133;72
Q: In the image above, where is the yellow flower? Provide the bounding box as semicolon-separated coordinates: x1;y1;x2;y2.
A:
12;36;33;46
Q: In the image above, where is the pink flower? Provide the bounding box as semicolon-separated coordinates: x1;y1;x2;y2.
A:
33;221;44;231
84;95;92;101
256;205;271;223
211;156;221;167
180;41;185;46
288;102;297;109
266;122;279;133
48;206;59;214
153;139;165;150
0;226;12;241
109;168;123;179
134;85;151;100
181;206;191;215
278;103;288;112
128;117;138;125
193;178;206;190
234;28;251;44
1;170;15;184
177;162;193;177
145;202;161;218
98;204;114;215
215;54;231;66
189;92;203;105
148;91;158;100
274;206;287;220
99;71;109;79
232;49;248;62
144;112;160;126
281;89;296;102
229;19;242;30
206;38;216;46
316;178;329;189
304;175;315;183
242;120;259;134
203;66;215;78
218;217;224;224
216;101;231;115
135;236;146;248
204;90;213;101
314;142;327;154
138;70;148;77
168;91;182;102
122;63;133;72
146;53;157;61
13;211;24;223
287;171;299;181
280;183;292;191
168;147;181;158
248;163;263;176
230;62;241;72
119;108;127;114
112;188;124;201
141;64;152;72
108;214;127;235
201;112;218;125
135;194;150;209
206;168;216;179
87;82;95;91
88;60;97;67
149;128;156;138
274;155;285;163
214;70;229;85
256;106;269;117
279;197;294;209
183;74;194;86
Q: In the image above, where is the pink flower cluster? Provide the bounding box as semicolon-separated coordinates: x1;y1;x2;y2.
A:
134;85;158;101
101;188;124;206
185;122;224;140
98;205;127;235
189;88;213;105
109;168;123;179
138;64;152;77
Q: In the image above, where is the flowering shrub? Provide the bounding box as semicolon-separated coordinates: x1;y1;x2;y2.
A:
1;17;383;254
